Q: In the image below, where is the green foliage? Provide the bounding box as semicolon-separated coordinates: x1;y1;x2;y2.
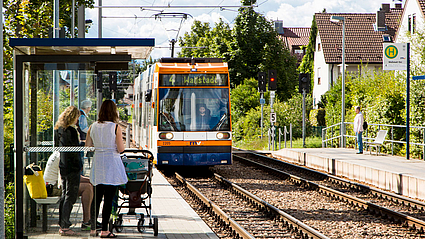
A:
232;93;313;141
178;19;231;58
298;15;317;75
230;78;269;121
322;67;406;152
178;4;298;102
309;109;325;126
5;182;15;238
228;5;297;101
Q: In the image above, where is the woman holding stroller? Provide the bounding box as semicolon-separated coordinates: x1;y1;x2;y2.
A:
85;100;127;238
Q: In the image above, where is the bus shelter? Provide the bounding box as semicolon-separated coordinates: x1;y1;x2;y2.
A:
10;38;154;238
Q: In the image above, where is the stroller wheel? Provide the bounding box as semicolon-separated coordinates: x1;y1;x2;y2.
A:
108;218;114;232
114;218;123;233
137;219;145;233
153;217;158;236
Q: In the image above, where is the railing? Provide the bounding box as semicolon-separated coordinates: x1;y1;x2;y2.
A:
322;122;425;159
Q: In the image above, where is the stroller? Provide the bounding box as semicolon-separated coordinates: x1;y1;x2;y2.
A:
109;149;158;236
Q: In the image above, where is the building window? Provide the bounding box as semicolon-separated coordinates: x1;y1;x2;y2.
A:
317;43;321;51
318;77;321;85
408;14;416;34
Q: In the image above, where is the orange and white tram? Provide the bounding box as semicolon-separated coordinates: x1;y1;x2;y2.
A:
133;58;232;166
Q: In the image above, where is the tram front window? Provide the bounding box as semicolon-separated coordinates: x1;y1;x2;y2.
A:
159;88;230;131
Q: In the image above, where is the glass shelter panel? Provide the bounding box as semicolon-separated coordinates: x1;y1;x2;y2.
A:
22;62;97;234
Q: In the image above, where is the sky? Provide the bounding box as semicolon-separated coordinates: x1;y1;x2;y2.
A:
85;0;402;59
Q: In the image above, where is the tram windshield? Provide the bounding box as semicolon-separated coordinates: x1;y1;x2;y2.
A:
158;88;230;131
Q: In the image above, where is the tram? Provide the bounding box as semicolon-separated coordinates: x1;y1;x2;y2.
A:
132;58;232;166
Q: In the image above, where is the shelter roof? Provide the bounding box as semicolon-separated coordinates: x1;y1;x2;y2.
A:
9;38;155;59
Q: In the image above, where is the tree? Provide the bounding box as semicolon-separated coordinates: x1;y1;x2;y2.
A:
227;0;297;101
298;15;317;90
3;0;95;182
178;19;231;58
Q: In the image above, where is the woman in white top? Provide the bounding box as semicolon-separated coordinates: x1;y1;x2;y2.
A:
85;100;127;238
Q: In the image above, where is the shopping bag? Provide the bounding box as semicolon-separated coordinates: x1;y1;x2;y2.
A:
24;163;47;199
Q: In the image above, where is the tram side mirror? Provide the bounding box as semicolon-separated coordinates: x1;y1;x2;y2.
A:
145;89;152;102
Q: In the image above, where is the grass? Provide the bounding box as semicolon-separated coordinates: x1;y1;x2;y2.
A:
233;136;322;151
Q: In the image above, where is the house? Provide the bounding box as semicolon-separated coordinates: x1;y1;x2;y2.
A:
394;0;425;66
312;3;403;108
278;26;311;65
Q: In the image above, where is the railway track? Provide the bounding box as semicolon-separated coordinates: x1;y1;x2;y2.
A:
164;151;425;238
174;172;328;239
232;149;425;233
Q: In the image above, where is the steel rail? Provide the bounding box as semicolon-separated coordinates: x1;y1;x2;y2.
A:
233;153;425;233
213;173;330;239
175;173;255;239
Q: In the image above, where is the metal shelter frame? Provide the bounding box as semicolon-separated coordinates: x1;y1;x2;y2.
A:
10;37;154;238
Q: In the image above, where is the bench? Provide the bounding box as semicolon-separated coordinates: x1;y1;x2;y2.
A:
33;197;60;232
365;130;388;155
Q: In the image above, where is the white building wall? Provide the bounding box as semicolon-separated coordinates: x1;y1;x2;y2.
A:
312;33;329;108
396;0;424;67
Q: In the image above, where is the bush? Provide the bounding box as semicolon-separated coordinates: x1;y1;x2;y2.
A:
5;182;14;238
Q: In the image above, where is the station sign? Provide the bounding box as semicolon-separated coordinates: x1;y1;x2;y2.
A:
383;43;407;71
270;112;276;123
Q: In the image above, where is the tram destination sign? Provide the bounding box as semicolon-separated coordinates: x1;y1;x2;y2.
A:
383;43;407;71
160;74;229;86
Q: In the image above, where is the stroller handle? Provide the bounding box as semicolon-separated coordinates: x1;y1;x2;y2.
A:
121;149;154;160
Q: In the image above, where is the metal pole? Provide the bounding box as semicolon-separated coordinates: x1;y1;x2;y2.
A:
0;1;5;236
98;0;102;38
54;0;59;37
406;43;410;159
302;89;306;148
78;5;85;38
126;125;131;148
284;126;287;148
290;123;293;148
341;17;346;148
279;128;281;150
72;0;75;38
260;93;264;139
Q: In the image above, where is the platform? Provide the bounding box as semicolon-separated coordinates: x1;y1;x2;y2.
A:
25;167;218;239
271;148;425;201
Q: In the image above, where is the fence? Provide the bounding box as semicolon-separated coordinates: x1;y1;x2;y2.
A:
322;122;425;159
269;125;325;150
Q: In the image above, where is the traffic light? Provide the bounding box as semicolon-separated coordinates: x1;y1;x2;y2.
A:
109;72;118;92
299;73;310;93
268;69;277;91
258;72;266;92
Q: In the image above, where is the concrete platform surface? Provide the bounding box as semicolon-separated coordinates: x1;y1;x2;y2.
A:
25;167;218;239
272;148;425;200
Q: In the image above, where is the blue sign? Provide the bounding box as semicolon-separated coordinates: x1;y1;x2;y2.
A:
412;75;425;80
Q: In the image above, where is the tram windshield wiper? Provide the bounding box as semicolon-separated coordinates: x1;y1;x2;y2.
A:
212;113;227;131
160;112;178;131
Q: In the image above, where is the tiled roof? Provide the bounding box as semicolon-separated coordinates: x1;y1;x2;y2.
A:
281;27;311;50
419;0;425;15
315;7;403;64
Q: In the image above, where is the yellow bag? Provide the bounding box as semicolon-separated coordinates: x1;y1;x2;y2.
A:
24;164;47;199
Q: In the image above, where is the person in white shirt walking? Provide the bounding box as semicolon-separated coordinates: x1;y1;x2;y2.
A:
353;106;364;154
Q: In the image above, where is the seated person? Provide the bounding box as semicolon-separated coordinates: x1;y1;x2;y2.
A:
196;104;211;130
44;152;99;231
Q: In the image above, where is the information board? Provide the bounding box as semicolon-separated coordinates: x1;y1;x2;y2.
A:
383;43;407;71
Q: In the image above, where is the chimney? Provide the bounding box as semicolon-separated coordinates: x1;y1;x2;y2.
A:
381;3;390;13
274;20;284;35
376;10;386;31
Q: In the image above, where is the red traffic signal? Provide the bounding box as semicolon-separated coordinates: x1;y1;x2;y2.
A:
268;69;277;91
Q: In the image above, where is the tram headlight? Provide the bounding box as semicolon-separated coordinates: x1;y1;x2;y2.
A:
159;132;174;140
216;132;230;139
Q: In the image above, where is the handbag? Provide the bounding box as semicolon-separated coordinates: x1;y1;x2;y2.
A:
24;163;47;199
